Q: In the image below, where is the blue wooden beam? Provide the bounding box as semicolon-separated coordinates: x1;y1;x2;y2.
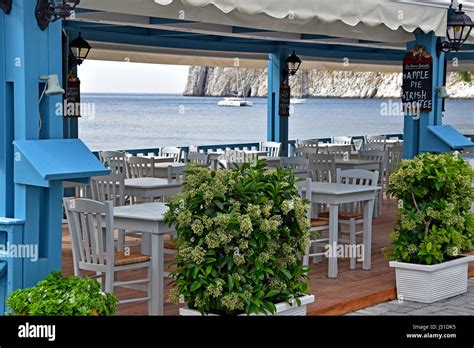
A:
2;0;65;288
267;47;290;156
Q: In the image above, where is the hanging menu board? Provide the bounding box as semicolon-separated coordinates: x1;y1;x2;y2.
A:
279;81;291;117
402;46;433;113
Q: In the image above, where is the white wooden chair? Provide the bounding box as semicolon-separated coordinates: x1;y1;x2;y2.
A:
332;136;352;145
166;165;187;182
280;157;309;178
63;198;152;312
90;173;142;252
294;146;318;159
296;177;330;268
99;150;127;176
296;139;319;148
358;150;385;216
187;152;209;167
325;145;352;159
385;144;403;204
127;156;155;178
365;135;387;151
319;169;379;269
161;147;182;163
188;145;199;154
260;141;281;158
307;153;336;183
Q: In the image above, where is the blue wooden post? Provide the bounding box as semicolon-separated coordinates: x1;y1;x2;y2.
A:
267;47;290;156
2;0;64;287
403;32;445;159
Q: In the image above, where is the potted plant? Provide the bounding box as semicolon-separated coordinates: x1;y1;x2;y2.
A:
386;152;474;303
165;161;314;315
6;272;118;316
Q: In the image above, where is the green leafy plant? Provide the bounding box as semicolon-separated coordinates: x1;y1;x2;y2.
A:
458;71;472;83
165;160;310;315
6;272;118;316
385;153;474;265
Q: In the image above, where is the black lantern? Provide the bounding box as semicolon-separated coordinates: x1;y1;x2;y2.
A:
286;51;302;76
69;33;91;67
438;4;474;54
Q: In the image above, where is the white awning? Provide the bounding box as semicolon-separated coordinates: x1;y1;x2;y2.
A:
78;0;474;43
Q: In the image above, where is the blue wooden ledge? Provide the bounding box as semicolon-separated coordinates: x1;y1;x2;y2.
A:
13;139;110;187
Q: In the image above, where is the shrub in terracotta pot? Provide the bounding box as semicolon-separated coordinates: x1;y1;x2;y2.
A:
385;152;474;303
165;161;314;315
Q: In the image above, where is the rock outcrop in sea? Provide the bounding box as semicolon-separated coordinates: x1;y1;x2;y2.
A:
183;66;474;99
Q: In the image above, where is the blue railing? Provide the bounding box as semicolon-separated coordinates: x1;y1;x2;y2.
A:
92;133;405;159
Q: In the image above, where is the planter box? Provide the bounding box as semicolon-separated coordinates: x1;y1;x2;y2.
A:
390;256;473;304
179;294;315;316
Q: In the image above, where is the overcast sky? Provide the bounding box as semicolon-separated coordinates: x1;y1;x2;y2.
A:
78;60;190;94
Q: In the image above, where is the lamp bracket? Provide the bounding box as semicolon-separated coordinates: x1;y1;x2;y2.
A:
0;0;12;14
36;0;80;31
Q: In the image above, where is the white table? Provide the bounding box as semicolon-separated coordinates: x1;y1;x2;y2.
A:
307;182;379;278
125;178;183;199
113;202;173;315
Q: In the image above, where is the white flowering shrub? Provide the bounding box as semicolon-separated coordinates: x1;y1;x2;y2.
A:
385;153;474;265
165;161;310;315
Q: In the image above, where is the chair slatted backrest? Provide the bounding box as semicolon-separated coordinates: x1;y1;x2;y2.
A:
260;141;281;158
359;149;386;175
187;152;209;167
365;135;387;151
127;156;155;178
225;149;247;169
387;144;404;173
99;151;127;176
336;168;379;213
90;173;125;207
297;139;319;148
325;145;352;159
332;136;352;145
280;157;309;171
166;165;187;183
161;147;182;163
308;153;336;183
63;198;114;268
294;146;318;159
188;145;199;154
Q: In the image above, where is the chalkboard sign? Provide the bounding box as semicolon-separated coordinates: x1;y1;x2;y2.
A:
279;81;291;117
402;46;433;113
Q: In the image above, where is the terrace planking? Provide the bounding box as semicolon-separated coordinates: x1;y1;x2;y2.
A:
61;201;474;316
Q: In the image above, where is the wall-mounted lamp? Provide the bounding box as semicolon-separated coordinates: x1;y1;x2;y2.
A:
286;51;302;76
435;86;449;98
0;0;12;14
69;32;91;67
35;0;80;31
438;3;474;55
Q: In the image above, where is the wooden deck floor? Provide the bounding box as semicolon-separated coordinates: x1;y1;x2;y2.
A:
61;202;474;316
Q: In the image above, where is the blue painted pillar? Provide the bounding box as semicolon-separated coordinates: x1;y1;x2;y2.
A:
267;48;290;156
403;32;445;158
0;8;14;218
3;0;64;287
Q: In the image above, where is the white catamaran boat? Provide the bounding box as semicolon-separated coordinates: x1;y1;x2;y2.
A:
218;97;253;107
218;68;253;107
290;98;307;104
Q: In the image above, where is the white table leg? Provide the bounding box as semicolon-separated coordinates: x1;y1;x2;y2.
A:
328;203;339;278
362;199;374;270
141;197;153;255
150;233;164;315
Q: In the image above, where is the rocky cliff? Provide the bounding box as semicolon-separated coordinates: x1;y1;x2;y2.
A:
183;66;474;98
